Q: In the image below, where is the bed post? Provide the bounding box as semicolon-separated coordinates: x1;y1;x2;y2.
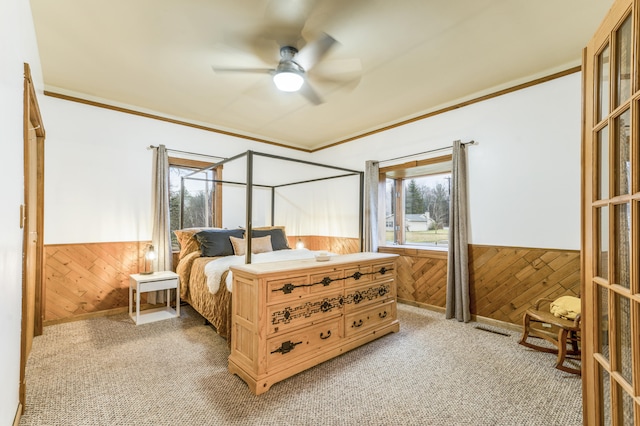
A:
270;187;275;226
359;171;364;252
179;176;185;229
245;150;253;264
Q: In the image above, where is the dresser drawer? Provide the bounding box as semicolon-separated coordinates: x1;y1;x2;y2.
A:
308;269;344;294
344;265;372;287
267;292;344;335
344;280;394;312
345;299;396;337
266;275;309;304
267;318;343;371
371;262;395;281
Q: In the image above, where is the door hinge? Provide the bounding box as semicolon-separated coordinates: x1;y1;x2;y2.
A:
19;204;25;229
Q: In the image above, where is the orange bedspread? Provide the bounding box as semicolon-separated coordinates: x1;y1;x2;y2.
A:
176;251;232;341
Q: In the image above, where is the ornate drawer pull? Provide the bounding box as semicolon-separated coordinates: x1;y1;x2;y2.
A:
271;340;302;355
352;319;363;328
272;267;395;294
344;285;390;306
379;311;388;319
271;296;344;326
320;300;333;312
273;276;334;294
320;330;332;340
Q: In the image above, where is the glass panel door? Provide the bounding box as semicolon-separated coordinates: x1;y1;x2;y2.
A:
615;16;632;107
583;1;638;424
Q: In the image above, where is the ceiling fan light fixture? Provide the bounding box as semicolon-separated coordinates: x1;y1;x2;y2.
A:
273;71;304;92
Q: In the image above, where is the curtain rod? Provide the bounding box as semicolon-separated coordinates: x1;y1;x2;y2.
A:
379;140;477;164
147;145;227;160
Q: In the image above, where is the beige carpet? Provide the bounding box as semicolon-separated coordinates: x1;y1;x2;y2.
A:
19;303;582;426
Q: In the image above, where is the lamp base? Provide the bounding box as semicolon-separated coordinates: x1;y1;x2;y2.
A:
140;271;154;275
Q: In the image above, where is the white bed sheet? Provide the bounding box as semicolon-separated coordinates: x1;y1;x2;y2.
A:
204;248;327;294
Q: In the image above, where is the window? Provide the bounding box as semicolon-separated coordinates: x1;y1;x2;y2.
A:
168;158;220;250
381;155;451;248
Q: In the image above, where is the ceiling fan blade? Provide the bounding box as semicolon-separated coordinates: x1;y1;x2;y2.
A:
214;33;281;67
294;32;338;71
263;0;318;46
299;81;324;105
311;74;361;92
212;66;275;75
310;58;362;78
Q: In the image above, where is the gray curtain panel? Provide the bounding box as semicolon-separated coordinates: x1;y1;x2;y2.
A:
147;144;173;304
445;140;470;322
364;160;380;252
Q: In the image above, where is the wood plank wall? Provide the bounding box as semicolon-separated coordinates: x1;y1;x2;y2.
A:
43;238;579;327
380;245;581;324
378;247;449;307
43;237;359;323
44;242;147;322
286;236;361;254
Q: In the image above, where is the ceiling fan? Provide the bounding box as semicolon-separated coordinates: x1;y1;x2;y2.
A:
212;32;352;105
210;0;363;105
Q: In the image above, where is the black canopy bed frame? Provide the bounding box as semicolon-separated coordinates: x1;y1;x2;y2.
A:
174;150;365;340
179;149;365;260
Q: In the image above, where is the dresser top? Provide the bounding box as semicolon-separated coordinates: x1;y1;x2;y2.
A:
230;251;397;275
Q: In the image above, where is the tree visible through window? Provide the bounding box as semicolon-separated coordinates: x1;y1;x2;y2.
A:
168;158;218;250
382;155;451;248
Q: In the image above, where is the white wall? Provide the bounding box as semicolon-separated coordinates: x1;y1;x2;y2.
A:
313;73;582;250
0;1;44;424
275;175;361;237
41;97;317;244
41;99;363;242
43;72;581;251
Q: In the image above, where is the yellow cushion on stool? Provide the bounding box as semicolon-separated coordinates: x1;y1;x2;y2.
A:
550;296;581;320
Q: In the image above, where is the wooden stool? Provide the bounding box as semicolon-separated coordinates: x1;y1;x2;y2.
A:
519;298;581;375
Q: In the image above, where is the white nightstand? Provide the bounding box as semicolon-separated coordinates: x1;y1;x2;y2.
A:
129;271;180;325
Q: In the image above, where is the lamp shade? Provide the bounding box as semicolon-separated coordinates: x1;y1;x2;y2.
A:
141;244;156;274
273;71;304;92
146;244;156;261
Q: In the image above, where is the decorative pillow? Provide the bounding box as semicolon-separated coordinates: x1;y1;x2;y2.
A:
251;227;289;251
194;229;245;257
174;227;221;260
230;235;273;256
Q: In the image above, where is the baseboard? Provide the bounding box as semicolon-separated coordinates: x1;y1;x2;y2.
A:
13;402;22;426
398;298;445;314
471;313;523;334
397;299;523;334
43;303;162;326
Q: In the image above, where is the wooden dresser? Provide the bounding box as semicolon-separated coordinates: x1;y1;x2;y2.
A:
228;252;399;394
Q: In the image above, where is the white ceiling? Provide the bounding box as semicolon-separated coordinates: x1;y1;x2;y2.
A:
30;0;612;151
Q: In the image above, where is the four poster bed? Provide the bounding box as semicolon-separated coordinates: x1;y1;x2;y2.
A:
173;150;365;340
172;150;399;393
175;225;320;341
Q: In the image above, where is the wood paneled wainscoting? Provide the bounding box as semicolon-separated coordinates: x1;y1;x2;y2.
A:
379;245;580;326
43;242;148;323
43;237;360;324
44;238;578;328
286;236;361;254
